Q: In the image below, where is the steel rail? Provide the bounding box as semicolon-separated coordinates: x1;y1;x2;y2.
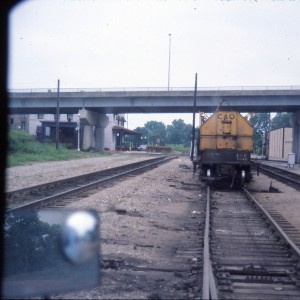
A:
7;156;175;212
209;262;218;300
202;185;210;299
243;187;300;258
6;156;168;198
259;165;300;187
202;185;218;300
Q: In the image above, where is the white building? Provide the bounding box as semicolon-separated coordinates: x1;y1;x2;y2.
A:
268;127;293;160
9;113;141;151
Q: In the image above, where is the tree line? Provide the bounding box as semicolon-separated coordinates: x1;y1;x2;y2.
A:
132;113;292;154
251;112;292;155
134;119;194;147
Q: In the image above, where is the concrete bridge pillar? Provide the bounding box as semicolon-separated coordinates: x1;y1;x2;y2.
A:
291;111;300;163
82;125;95;150
79;109;108;151
95;114;109;152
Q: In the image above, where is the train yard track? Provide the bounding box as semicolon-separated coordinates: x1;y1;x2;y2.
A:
6;156;175;211
257;162;300;191
99;184;206;300
6;154;300;299
47;156;206;299
204;186;300;299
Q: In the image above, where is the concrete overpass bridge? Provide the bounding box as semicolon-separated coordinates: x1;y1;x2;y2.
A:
8;86;300;162
8;86;300;114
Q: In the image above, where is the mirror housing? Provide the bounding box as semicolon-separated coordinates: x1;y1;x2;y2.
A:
2;208;101;298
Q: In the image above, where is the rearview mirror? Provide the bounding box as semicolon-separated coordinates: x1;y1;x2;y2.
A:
2;209;101;298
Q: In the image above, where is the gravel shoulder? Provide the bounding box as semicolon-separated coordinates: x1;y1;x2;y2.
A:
5;154;300;298
53;155;204;299
5;153;156;192
246;171;300;231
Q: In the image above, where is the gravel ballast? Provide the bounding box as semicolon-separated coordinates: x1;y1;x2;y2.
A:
5;154;300;299
54;155;204;299
5;153;156;192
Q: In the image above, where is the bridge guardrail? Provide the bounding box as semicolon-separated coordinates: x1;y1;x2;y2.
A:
8;85;300;93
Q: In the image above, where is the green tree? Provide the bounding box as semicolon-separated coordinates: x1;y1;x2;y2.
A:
166;119;193;146
183;124;193;147
143;121;166;145
134;126;149;145
4;210;61;276
270;113;292;130
252;113;270;155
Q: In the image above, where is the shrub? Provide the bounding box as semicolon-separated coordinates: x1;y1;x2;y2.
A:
7;129;109;167
8;130;42;154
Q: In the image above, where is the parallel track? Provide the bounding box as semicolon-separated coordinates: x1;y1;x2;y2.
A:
257;162;300;191
6;156;175;211
203;186;300;299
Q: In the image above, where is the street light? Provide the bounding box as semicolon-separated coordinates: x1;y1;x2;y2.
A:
168;33;171;91
77;113;80;151
261;131;265;158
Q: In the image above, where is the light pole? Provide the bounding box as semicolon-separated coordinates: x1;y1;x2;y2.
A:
77;113;80;151
261;131;265;158
168;33;171;91
55;79;60;150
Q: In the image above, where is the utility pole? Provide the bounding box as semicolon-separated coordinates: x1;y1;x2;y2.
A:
168;33;171;91
191;73;197;162
55;79;60;150
77;112;80;151
262;131;265;158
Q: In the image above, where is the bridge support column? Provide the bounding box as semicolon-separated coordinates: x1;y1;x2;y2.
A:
95;114;109;152
82;125;95;150
292;111;300;163
79;108;99;151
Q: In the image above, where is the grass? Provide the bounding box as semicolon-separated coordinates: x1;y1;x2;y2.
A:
168;144;190;153
7;130;111;167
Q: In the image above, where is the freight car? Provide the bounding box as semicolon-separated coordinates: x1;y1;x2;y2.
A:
193;108;254;187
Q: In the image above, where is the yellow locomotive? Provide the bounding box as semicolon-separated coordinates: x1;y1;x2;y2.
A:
194;108;254;187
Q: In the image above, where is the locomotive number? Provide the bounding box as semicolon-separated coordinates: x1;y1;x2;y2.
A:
236;153;248;161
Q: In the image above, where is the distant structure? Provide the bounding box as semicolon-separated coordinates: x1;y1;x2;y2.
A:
8;113;141;151
268;127;293;160
8;114;28;130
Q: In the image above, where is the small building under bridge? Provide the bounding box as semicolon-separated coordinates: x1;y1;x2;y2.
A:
37;120;78;147
112;125;142;151
10;113;142;151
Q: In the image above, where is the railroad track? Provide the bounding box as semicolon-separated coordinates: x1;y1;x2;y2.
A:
203;186;300;299
99;191;206;299
50;155;205;299
6;156;175;211
257;162;300;191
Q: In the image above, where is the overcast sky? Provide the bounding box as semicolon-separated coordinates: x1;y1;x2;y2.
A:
8;0;300;129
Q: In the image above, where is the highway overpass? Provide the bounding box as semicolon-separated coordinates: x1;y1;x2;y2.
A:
8;86;300;114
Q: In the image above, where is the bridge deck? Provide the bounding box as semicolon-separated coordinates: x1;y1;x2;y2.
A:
8;87;300;114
